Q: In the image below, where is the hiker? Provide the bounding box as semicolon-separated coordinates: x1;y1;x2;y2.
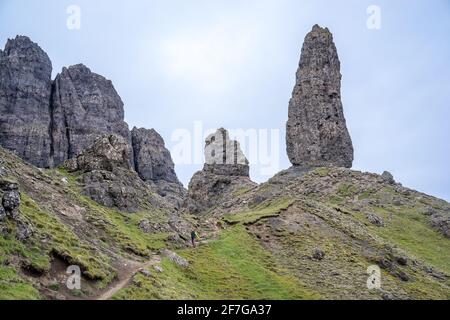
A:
191;230;199;248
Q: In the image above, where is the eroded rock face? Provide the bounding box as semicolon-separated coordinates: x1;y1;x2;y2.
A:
203;128;249;176
131;127;179;183
1;179;20;219
0;36;53;168
64;134;133;173
286;25;353;168
186;128;256;213
131;127;186;208
63;134;174;212
0;37;186;206
51;64;131;166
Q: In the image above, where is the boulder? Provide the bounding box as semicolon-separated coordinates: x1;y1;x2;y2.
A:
381;171;395;184
16;220;33;242
64;135;133;173
286;25;353;168
312;248;325;261
2;190;20;218
366;213;383;227
0;205;6;222
160;249;189;268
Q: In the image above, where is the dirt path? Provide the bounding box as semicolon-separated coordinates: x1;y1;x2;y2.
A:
97;255;161;300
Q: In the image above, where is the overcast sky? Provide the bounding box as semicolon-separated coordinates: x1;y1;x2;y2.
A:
1;0;449;201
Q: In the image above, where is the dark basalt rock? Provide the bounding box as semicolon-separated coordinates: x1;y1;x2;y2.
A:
0;36;186;206
286;25;353;168
63;134;174;212
186;128;256;213
131;127;179;184
64;134;133;173
2;190;20;218
131;127;186;208
51;64;131;166
0;36;53;168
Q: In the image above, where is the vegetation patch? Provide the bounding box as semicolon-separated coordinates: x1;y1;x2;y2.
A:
361;205;450;275
313;167;332;177
0;266;40;300
337;183;358;198
113;225;319;300
223;198;295;225
20;193;114;282
56;168;174;256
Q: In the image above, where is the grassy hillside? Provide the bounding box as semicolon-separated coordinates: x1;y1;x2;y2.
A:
0;147;449;300
113;225;319;300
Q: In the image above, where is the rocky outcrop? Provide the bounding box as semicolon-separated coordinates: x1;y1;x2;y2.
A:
0;36;53;168
0;178;33;241
203;128;249;176
131;127;186;208
0;37;132;168
51;64;131;166
186;128;256;213
65;135;133;173
131;127;179;184
286;25;353;168
64;134;146;211
63;134;177;212
0;36;186;207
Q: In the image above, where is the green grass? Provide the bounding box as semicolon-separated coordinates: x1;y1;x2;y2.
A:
0;221;42;300
223;198;294;225
313;167;332;177
113;225;319;300
232;186;255;197
19;193;114;282
80;196;172;256
0;266;40;300
364;205;450;275
55;168;173;256
337;183;358;198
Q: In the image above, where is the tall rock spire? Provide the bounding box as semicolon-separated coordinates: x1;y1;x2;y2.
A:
0;36;53;167
286;25;354;168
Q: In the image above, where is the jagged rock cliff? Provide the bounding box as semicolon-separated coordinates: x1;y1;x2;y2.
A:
0;36;130;168
64;134;174;212
186;128;256;213
131;127;186;208
286;25;354;168
0;36;53;168
0;35;186;205
51;64;131;166
131;127;179;184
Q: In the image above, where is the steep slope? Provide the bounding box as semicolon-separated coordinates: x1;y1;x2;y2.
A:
0;145;194;300
114;167;449;300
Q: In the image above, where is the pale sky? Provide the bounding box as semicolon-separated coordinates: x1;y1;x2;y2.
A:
1;0;449;201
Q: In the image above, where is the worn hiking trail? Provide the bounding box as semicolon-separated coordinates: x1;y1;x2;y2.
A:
97;255;161;300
